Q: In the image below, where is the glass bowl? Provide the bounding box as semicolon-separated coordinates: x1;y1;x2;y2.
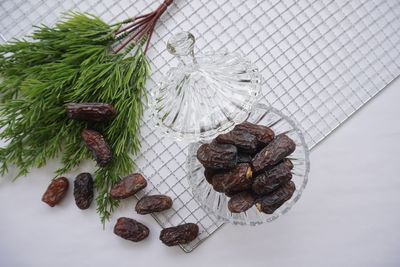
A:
186;104;310;225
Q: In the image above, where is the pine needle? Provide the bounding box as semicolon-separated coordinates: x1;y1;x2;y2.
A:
0;12;150;224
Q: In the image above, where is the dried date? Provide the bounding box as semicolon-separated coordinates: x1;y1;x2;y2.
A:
135;195;173;214
66;103;117;122
281;158;294;170
212;163;253;193
196;142;237;170
234;121;275;147
81;129;112;167
42;177;69;207
110;173;147;200
73;173;94;210
255;181;296;214
159;223;199;246
228;191;256;213
224;189;237;197
252;161;292;195
204;168;216;184
252;134;296;172
215;130;258;154
113;217;149;242
237;153;252;163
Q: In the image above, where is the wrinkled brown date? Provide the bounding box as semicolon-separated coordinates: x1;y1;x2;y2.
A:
228;191;256;213
196;142;237;170
42;177;69;207
252;134;296;172
159;223;199;246
204;168;216;184
215;130;258;154
234;121;275;147
255;181;296;214
110;173;147;200
66;103;117;122
113;217;149;242
81;129;112;167
212;163;253;193
281;158;294;170
237;153;252;163
252;161;292;195
73;173;94;210
135;195;173;214
224;189;237;197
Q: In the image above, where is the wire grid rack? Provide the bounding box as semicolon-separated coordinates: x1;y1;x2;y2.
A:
1;0;399;252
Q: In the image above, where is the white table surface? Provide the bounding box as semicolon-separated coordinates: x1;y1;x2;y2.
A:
1;78;399;267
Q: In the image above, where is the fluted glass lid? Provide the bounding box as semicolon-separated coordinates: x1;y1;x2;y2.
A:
151;32;261;141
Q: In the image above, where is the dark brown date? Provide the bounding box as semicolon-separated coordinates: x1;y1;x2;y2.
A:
255;181;296;214
215;130;258;154
135;195;173;214
252;134;296;173
252;161;292;195
234;121;275;147
110;173;147;200
196;142;237;170
73;173;94;210
66;103;117;122
224;189;237;197
204;168;216;184
113;217;149;242
237;153;252;163
42;177;69;207
281;158;294;170
224;185;252;197
228;191;256;213
212;163;253;193
81;129;112;167
159;223;199;246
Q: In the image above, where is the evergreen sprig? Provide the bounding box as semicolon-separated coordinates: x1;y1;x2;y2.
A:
0;12;150;224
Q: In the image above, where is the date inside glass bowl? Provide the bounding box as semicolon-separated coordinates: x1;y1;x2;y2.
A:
186;104;310;225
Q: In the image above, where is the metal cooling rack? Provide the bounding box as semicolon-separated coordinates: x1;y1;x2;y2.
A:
1;0;399;252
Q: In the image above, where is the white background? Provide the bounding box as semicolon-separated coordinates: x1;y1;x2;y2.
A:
1;79;400;267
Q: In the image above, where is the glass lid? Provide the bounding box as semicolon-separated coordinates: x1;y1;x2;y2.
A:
150;32;261;141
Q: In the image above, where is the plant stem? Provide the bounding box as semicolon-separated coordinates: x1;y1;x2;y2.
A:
113;0;173;54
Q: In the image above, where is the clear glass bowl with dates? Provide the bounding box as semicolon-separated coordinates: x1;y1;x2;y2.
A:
186;104;310;225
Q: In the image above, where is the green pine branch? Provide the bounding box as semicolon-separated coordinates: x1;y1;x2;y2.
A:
0;12;150;224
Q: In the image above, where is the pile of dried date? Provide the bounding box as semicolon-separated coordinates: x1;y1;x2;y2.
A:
41;103;199;247
42;103;118;208
67;103;116;167
110;173;199;246
197;121;297;214
41;171;198;246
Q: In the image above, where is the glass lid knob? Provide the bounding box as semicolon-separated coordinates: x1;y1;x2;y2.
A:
167;32;195;56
